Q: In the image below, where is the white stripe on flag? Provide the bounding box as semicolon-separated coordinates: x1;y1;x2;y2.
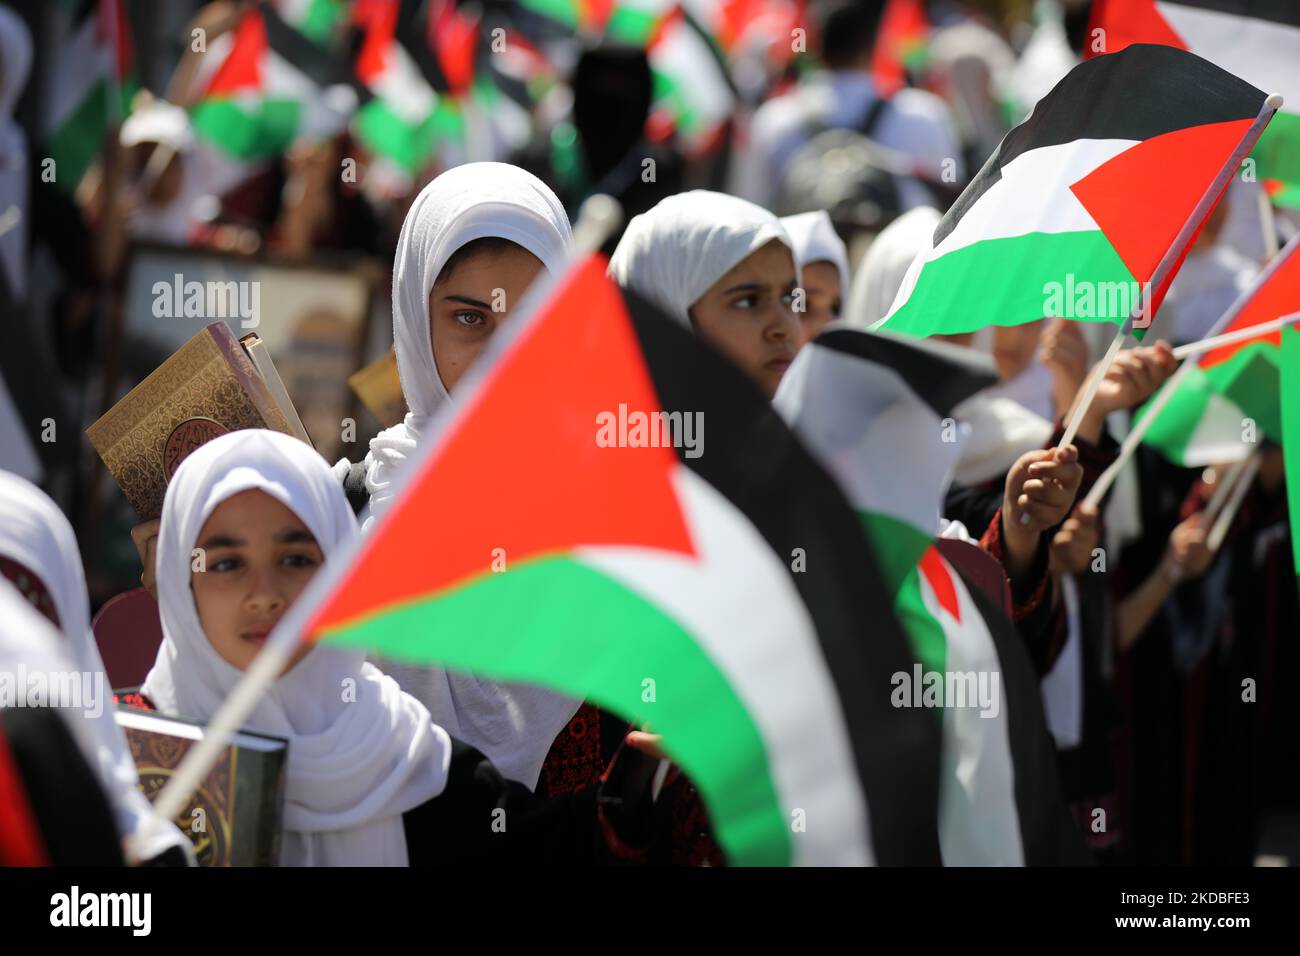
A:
579;466;873;866
1159;1;1300;107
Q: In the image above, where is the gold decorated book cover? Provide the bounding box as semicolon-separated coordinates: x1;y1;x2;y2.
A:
115;704;288;867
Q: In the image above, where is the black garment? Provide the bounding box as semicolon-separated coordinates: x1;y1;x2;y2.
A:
1;707;125;866
1050;570;1123;863
1112;446;1204;864
1189;480;1300;865
402;738;598;865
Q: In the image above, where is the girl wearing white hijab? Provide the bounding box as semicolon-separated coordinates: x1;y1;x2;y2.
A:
0;4;31;300
608;190;805;399
0;471;192;865
780;210;849;338
142;429;456;865
365;161;574;524
142;429;606;865
357;162;581;792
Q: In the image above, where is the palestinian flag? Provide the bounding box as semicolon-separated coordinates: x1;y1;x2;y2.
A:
1088;0;1300;207
190;7;354;163
773;328;1084;865
280;256;943;866
45;0;136;194
350;0;466;175
1142;233;1300;464
1281;326;1300;586
872;44;1273;340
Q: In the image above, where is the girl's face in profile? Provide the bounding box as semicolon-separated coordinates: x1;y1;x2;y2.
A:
190;490;323;673
688;240;803;399
428;243;545;395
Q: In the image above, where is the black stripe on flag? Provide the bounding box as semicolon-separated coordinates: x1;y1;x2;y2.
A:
263;6;374;106
1166;0;1300;28
935;43;1267;246
814;327;998;420
623;290;945;865
957;570;1093;865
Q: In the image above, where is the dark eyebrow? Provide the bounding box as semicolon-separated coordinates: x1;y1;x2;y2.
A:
274;528;318;545
442;294;493;309
722;283;763;296
198;534;244;550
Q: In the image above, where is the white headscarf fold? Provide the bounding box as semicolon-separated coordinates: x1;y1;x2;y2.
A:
142;430;451;866
0;471;191;864
780;210;849;304
607;190;798;326
845;205;941;330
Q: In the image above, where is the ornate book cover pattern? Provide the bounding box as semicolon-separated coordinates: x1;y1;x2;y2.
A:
118;714;287;867
87;323;295;520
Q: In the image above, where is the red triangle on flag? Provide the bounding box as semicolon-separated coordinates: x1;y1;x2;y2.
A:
1086;0;1187;58
308;258;697;635
918;546;960;623
1070;118;1253;316
1203;246;1300;368
205;10;267;97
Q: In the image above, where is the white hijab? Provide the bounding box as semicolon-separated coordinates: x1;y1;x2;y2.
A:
0;470;192;864
607;190;798;327
0;5;31;300
118;99;203;246
142;430;451;866
365;162;574;526
780;210;849;304
845;206;941;330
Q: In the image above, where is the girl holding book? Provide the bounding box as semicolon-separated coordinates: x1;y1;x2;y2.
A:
139;428;616;865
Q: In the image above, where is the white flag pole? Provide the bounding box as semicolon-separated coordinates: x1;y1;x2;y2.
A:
150;195;626;826
1207;453;1261;551
1200;453;1253;528
1059;93;1284;450
1170;311;1300;360
1259;188;1280;259
1082;227;1300;510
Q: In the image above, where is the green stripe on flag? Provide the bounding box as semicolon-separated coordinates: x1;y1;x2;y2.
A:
857;512;946;679
858;511;934;596
354;99;464;174
1282;328;1300;580
319;553;790;866
300;0;346;46
191;98;302;161
606;7;660;45
47;76;137;193
1203;341;1282;440
877;229;1139;338
1139;363;1222;465
1252;111;1300;210
895;568;947;676
519;0;581;29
